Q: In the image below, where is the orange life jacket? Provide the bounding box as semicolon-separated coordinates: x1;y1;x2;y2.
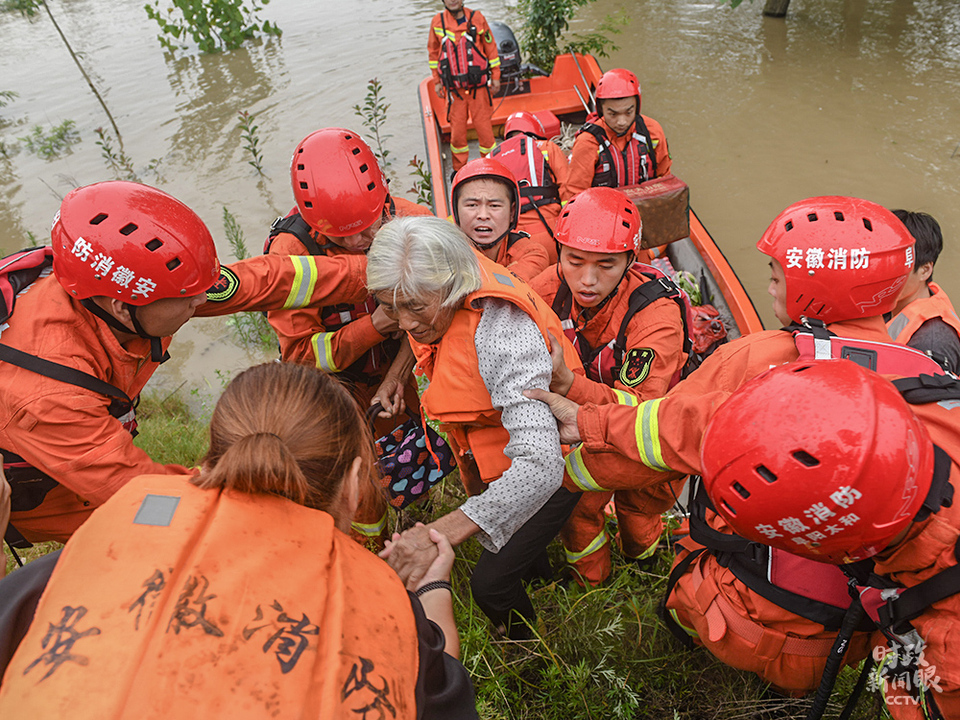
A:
0;248;138;546
491;134;560;214
578;114;658;187
410;251;580;484
0;475;418;719
887;281;960;353
437;9;490;90
790;319;947;376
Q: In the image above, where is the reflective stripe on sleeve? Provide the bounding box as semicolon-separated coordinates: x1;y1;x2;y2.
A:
612;389;639;407
489;57;501;68
564;530;608;564
351;511;387;538
564;445;606;492
635;398;671;472
284;255;319;309
310;331;338;373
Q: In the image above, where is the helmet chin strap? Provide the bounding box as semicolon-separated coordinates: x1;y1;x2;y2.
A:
80;299;169;364
470;229;510;253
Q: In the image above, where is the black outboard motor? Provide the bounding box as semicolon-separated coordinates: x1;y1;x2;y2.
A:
489;21;522;82
489;21;549;96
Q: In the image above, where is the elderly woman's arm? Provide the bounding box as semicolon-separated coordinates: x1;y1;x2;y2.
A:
458;298;565;550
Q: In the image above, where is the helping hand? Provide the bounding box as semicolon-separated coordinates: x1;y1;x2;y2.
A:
523;388;582;444
380;522;441;590
547;331;575;396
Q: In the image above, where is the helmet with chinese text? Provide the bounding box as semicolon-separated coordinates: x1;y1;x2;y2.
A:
700;360;934;564
52;181;220;305
556;187;641;255
756;196;914;324
291;128;388;237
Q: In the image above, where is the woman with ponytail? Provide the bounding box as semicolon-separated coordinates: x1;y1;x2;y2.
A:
0;362;477;719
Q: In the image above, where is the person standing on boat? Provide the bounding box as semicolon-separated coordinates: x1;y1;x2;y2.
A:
529;187;689;587
451;158;549;282
491;110;569;263
265;128;434;545
528;196;946;695
886;209;960;374
562;68;671;202
428;0;501;173
0;181;371;547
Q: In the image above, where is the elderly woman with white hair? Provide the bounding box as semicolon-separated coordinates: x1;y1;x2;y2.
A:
369;215;582;639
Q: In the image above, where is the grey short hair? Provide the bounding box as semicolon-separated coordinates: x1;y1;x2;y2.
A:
367;215;482;306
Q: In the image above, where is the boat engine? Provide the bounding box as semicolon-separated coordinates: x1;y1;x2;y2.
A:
489;21;548;94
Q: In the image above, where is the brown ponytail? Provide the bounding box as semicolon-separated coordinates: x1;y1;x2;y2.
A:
194;362;374;514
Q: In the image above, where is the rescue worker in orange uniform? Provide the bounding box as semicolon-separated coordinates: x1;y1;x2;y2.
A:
562;68;671;202
702;360;960;720
1;181;370;546
0;362;478;719
886;209;960;374
529;187;688;586
451;158;550;282
528;196;942;694
491;110;569;263
266;128;433;543
428;0;501;172
367;215;583;639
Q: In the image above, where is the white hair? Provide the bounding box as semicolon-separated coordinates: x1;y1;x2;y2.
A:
367;215;482;306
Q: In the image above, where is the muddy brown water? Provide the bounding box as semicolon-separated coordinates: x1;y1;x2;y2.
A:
2;0;959;401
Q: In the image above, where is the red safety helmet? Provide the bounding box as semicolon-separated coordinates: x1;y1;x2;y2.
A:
555;187;641;255
701;361;934;564
757;197;914;324
596;68;641;111
291;128;388;237
503;111;546;140
451;157;520;232
52;181;220;304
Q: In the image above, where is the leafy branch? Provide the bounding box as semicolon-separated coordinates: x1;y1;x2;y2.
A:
353;78;392;176
144;0;282;54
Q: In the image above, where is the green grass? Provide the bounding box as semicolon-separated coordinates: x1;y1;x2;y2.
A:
3;396;884;718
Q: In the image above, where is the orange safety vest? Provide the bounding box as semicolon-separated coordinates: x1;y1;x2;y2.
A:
0;475;418;719
887;282;960;346
409;251;580;484
578;114;658;187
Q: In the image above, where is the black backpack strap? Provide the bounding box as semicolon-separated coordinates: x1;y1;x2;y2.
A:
633;114;657;179
614;273;692;369
894;373;960;405
267;213;330;256
0;343;130;402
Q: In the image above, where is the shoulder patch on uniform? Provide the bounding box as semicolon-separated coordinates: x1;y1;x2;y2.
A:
620;348;656;387
207;267;239;303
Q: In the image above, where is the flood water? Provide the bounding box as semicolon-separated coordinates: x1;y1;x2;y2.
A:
2;0;959;398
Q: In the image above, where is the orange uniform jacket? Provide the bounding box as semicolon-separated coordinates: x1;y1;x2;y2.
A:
410;250;580;488
266;197;433;374
562;317;899;692
562;115;671;202
866;398;960;718
532;265;687;580
0;475;419;719
887;281;960;346
495;232;550;284
428;7;500;87
3;253;367;542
